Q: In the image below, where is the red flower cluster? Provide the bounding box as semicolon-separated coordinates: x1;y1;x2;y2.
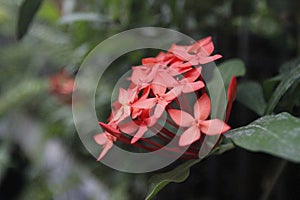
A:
95;36;237;160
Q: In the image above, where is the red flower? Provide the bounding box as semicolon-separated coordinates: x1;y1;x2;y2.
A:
119;109;156;144
111;87;138;123
94;132;115;161
50;70;74;104
132;86;182;119
170;36;222;65
168;93;230;146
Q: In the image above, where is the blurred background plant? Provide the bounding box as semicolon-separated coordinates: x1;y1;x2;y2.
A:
0;0;299;199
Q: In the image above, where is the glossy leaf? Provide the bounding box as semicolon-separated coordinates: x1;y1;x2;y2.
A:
225;112;300;163
237;81;267;116
17;0;44;40
218;58;246;89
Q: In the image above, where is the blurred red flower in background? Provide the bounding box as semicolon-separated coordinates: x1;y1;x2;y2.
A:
49;70;74;104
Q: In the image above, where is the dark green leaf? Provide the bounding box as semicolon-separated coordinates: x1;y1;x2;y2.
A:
263;75;281;102
17;0;44;40
225;112;300;163
237;81;267;116
145;159;200;200
218;58;246;89
265;63;300;114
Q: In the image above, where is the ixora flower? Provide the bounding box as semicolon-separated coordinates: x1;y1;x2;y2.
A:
49;70;74;104
168;93;230;146
94;36;237;161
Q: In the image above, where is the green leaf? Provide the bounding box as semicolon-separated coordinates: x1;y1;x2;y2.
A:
218;58;246;89
263;75;281;101
237;81;267;116
17;0;44;40
145;159;200;200
145;139;235;200
225;112;300;163
265;63;300;114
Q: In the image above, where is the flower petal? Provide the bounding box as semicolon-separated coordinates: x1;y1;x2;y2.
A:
226;76;237;122
169;61;193;75
131;108;142;119
197;36;212;46
154;101;169;118
131;68;147;85
118;88;128;105
199;41;214;56
168;109;194;127
194;93;211;120
112;105;131;123
131;126;148;144
94;133;107;145
183;67;202;82
179;125;200;146
146;64;160;81
164;87;182;101
197;54;222;64
119;121;139;135
97;141;113;161
132;98;156;109
99;122;121;136
159;72;178;87
182;81;205;93
188;36;212;53
128;87;138;103
142;57;157;65
171;49;193;61
152;83;166;96
199;119;230;135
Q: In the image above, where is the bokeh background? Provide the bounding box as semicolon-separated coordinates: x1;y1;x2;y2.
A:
0;0;299;199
